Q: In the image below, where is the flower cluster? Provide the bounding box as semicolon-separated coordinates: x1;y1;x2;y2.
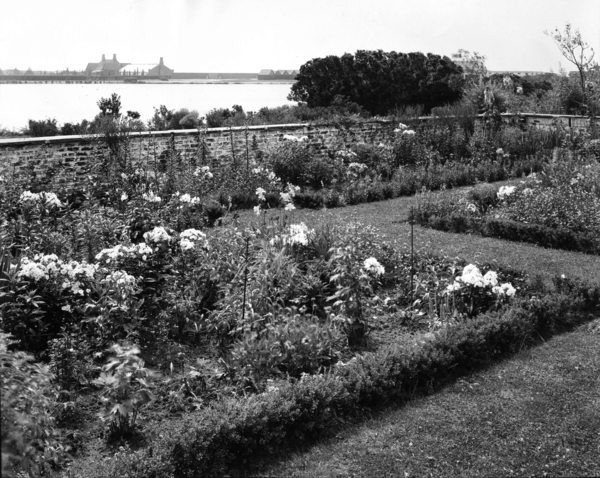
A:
17;254;98;295
362;257;385;277
193;165;213;179
335;150;358;162
19;191;63;208
279;183;300;211
101;270;138;299
446;264;515;298
346;162;368;179
175;192;201;206
282;134;308;142
497;185;516;201
271;222;314;247
143;226;172;243
95;243;153;264
179;228;208;251
142;191;162;203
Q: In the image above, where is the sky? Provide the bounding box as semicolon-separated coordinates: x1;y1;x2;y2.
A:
1;0;599;73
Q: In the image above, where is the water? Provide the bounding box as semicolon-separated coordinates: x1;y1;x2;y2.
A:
0;82;295;132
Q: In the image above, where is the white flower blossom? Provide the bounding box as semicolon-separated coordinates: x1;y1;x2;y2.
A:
497;185;516;200
256;187;266;201
402;129;416;136
363;257;385;277
253;205;261;216
142;191;162;203
483;270;498;287
143;226;172;243
284;203;296;211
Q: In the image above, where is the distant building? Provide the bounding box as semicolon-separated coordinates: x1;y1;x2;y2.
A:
120;57;173;78
85;54;127;76
258;69;298;80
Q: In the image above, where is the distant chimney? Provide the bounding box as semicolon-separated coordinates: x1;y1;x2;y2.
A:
159;57;164;65
112;54;117;61
102;54;106;61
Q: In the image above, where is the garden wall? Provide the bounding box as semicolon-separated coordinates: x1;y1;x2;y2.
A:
0;121;397;180
0;113;596;181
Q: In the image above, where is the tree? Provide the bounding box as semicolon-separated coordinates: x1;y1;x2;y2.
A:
547;24;597;114
97;93;122;117
289;50;464;115
452;49;487;85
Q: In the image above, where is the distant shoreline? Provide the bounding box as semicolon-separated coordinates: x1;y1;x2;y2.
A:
0;79;295;85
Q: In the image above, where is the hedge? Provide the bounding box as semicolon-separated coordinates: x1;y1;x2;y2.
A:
416;210;600;255
80;279;600;477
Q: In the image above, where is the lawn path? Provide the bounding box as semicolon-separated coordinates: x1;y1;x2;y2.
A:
250;187;600;285
256;319;600;477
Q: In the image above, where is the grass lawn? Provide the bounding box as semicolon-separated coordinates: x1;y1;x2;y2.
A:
255;318;600;478
247;184;600;286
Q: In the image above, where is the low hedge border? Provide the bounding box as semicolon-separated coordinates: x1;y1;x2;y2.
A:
417;211;600;255
81;281;600;477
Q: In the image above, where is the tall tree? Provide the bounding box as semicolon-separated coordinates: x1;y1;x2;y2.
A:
547;24;597;114
289;50;464;115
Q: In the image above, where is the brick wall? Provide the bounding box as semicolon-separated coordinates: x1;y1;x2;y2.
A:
0;120;397;180
0;114;596;183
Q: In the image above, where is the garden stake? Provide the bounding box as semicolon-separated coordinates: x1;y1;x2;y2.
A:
229;126;236;166
241;236;250;324
245;125;250;175
410;205;415;310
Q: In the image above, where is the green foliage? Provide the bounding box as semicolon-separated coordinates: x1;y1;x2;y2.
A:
26;118;59;137
290;50;465;114
1;333;63;477
93;344;154;441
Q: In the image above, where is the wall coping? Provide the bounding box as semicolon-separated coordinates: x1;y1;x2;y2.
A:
0;119;395;148
1;114;597;148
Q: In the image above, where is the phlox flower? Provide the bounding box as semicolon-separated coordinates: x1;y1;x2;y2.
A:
256;187;266;202
497;185;516;200
142;191;162;203
179;229;208;251
459;264;484;287
363;257;385;277
284;203;296;211
143;226;172;243
254;205;261;216
483;270;498;287
402;129;416;136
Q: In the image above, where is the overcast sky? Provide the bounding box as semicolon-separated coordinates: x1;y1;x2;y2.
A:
1;0;599;73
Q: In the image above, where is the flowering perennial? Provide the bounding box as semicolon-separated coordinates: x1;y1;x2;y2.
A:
142;191;162;203
446;264;516;299
179;228;208;251
143;226;172;243
95;243;153;264
19;191;63;207
363;257;385;277
497;185;516;200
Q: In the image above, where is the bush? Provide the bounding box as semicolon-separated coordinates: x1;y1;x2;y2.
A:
26;118;59;137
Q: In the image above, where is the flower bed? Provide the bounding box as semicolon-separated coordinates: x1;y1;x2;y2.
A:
412;160;600;254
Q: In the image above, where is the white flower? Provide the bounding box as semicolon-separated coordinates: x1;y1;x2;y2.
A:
497;185;516;200
483;271;498;287
41;192;63;207
459;264;484;287
284;203;296;211
446;281;462;292
363;257;385;277
280;192;292;204
402;129;416;136
500;282;516;297
120;192;128;201
253;205;261;216
285;223;313;246
256;187;266;201
179;229;208;251
521;188;533;196
142;191;162;203
466;203;477;213
496;148;504;155
397;122;408;130
143;226;172;243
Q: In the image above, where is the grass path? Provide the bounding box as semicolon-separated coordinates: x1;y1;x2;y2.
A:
251;188;600;285
256;319;600;477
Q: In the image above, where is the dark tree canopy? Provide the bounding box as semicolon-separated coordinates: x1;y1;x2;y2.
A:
289;50;465;115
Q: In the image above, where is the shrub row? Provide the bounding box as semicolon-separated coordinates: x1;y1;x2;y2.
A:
81;281;600;477
415;211;600;255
